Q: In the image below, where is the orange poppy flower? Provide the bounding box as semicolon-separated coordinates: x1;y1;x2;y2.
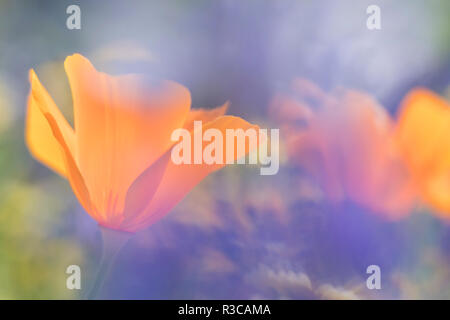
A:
396;88;450;218
26;54;259;232
272;79;416;218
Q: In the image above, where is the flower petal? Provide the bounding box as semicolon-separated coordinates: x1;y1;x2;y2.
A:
122;116;260;231
25;69;94;216
26;69;75;177
119;149;171;229
397;88;450;216
43;112;93;216
64;54;191;216
182;102;228;131
290;89;415;218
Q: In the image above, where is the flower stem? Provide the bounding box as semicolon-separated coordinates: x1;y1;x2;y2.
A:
85;226;132;300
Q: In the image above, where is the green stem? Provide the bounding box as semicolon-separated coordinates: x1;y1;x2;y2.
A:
85;226;132;300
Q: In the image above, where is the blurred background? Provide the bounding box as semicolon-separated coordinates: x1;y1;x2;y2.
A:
0;0;449;299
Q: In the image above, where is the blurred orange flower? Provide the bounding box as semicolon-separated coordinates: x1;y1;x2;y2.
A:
271;79;416;218
26;54;258;232
396;89;450;218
